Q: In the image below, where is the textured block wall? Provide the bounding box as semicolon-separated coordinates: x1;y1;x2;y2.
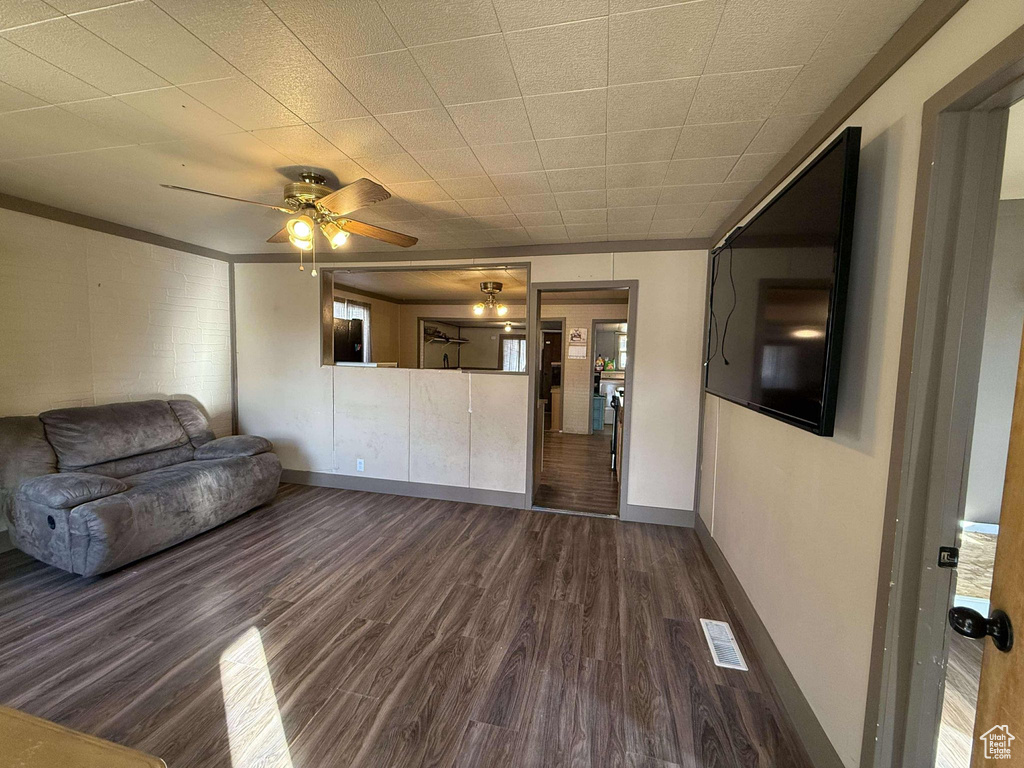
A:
0;208;232;436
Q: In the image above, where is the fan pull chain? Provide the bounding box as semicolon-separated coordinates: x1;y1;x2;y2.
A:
310;233;318;277
298;245;304;271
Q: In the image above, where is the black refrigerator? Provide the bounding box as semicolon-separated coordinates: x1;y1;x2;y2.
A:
333;318;364;363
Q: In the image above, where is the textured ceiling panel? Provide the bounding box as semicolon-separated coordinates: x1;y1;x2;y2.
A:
0;0;924;253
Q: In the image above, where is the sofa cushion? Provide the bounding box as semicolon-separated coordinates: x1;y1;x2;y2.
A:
65;452;281;576
40;400;189;471
19;472;128;509
194;435;272;460
169;400;216;448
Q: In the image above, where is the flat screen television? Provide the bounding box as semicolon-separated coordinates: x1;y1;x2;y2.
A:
704;126;860;436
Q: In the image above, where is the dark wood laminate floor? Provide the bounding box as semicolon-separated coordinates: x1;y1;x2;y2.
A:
0;484;812;768
534;427;620;516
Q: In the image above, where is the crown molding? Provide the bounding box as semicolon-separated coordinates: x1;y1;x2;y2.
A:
710;0;971;248
0;192;233;262
228;238;712;263
0;190;710;263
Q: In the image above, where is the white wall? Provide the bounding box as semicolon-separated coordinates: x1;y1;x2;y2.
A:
697;1;1024;765
0;207;232;432
235;249;707;516
965;199;1024;525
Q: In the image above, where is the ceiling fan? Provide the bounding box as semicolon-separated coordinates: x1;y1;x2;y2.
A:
160;173;418;252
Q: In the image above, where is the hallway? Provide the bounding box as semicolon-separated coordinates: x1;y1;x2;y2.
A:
534;427;619;516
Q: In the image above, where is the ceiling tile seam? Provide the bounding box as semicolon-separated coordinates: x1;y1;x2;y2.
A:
62;12;176;93
479;0;552;239
67;1;141;18
156;0;371;138
69;76;236;100
256;0;432;201
662;0;731;185
0;13;71;35
748;4;852;120
790;1;851;69
0;128;263;164
0;102;52;118
611;0;711;19
484;0;567;235
0;34;115;99
604;0;610;174
127;0;314;128
478;0;558;239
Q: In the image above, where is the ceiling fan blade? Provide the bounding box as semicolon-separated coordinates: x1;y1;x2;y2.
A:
341;219;418;248
267;226;289;243
317;178;390;216
161;184;294;213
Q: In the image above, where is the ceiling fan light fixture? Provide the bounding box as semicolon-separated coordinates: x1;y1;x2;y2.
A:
473;303;485;316
289;235;312;251
321;221;350;249
286;214;314;241
496;303;508;317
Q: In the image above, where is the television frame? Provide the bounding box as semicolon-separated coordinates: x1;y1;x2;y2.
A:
703;126;861;436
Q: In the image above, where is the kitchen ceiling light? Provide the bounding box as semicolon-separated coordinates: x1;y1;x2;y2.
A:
504;321;513;332
473;281;508;316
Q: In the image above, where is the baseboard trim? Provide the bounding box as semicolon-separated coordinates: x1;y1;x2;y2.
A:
281;469;530;509
695;517;845;768
620;503;695;527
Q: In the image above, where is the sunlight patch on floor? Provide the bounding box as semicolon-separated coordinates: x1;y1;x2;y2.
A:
220;627;294;768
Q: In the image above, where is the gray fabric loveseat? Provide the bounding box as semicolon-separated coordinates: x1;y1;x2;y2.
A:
0;400;281;576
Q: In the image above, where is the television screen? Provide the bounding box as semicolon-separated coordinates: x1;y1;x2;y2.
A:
704;127;860;436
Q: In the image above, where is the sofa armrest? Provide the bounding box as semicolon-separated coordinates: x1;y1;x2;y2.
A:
194;435;273;460
17;472;128;509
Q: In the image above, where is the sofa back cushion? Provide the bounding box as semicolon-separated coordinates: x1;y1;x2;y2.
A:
79;444;196;479
168;400;216;448
40;400;190;471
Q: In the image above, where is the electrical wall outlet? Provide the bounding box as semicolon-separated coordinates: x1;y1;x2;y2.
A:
356;458;364;472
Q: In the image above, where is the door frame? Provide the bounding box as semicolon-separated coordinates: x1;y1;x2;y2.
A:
527;281;639;514
863;27;1024;768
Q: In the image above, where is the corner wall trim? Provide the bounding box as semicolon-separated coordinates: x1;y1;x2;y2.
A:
281;469;529;509
695;517;845;768
620;503;695;527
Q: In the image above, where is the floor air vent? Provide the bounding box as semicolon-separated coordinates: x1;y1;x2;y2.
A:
700;618;748;671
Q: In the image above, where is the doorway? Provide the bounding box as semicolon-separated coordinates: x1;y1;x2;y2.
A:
866;33;1024;768
528;283;636;517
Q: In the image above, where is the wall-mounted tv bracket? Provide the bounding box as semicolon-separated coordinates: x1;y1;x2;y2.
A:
710;225;745;256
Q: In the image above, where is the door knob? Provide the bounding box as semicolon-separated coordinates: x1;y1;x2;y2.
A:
948;606;1014;652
